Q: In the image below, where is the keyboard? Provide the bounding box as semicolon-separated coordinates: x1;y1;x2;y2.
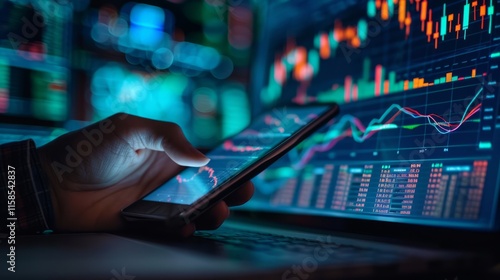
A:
193;228;402;264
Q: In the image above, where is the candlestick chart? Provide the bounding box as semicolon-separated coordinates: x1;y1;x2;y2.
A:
247;0;500;229
263;0;496;105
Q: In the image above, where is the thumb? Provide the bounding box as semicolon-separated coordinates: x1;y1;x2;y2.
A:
116;114;210;167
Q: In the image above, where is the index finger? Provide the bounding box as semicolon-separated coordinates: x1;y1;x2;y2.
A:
113;114;210;167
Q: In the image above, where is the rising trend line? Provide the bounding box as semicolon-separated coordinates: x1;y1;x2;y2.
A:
176;166;218;188
294;87;483;168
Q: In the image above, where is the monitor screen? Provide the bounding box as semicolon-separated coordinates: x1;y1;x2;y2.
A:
0;0;72;124
246;0;500;230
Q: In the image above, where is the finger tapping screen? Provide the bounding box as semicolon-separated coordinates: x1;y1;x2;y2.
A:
143;106;331;205
246;0;500;230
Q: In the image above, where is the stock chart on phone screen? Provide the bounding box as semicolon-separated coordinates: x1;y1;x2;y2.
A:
144;106;330;205
248;0;500;229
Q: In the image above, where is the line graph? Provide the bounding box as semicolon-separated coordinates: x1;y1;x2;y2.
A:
176;166;218;189
223;140;265;152
293;87;484;168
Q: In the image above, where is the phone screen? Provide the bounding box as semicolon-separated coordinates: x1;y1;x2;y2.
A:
143;105;332;205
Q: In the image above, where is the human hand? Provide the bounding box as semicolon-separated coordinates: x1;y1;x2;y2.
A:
37;113;254;236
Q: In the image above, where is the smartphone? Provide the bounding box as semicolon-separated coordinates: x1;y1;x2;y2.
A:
122;104;339;227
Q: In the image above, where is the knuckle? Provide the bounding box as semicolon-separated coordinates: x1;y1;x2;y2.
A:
165;122;182;132
111;112;130;121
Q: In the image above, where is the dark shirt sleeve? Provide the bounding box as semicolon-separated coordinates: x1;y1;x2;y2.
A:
0;140;54;235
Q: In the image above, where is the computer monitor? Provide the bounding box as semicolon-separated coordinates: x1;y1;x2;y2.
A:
0;0;72;125
245;0;500;231
0;0;74;145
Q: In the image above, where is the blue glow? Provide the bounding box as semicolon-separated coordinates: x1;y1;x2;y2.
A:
152;47;174;70
173;42;221;70
221;85;250;138
445;166;472;172
130;4;165;47
129;26;163;48
90;64;190;128
130;4;165;29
